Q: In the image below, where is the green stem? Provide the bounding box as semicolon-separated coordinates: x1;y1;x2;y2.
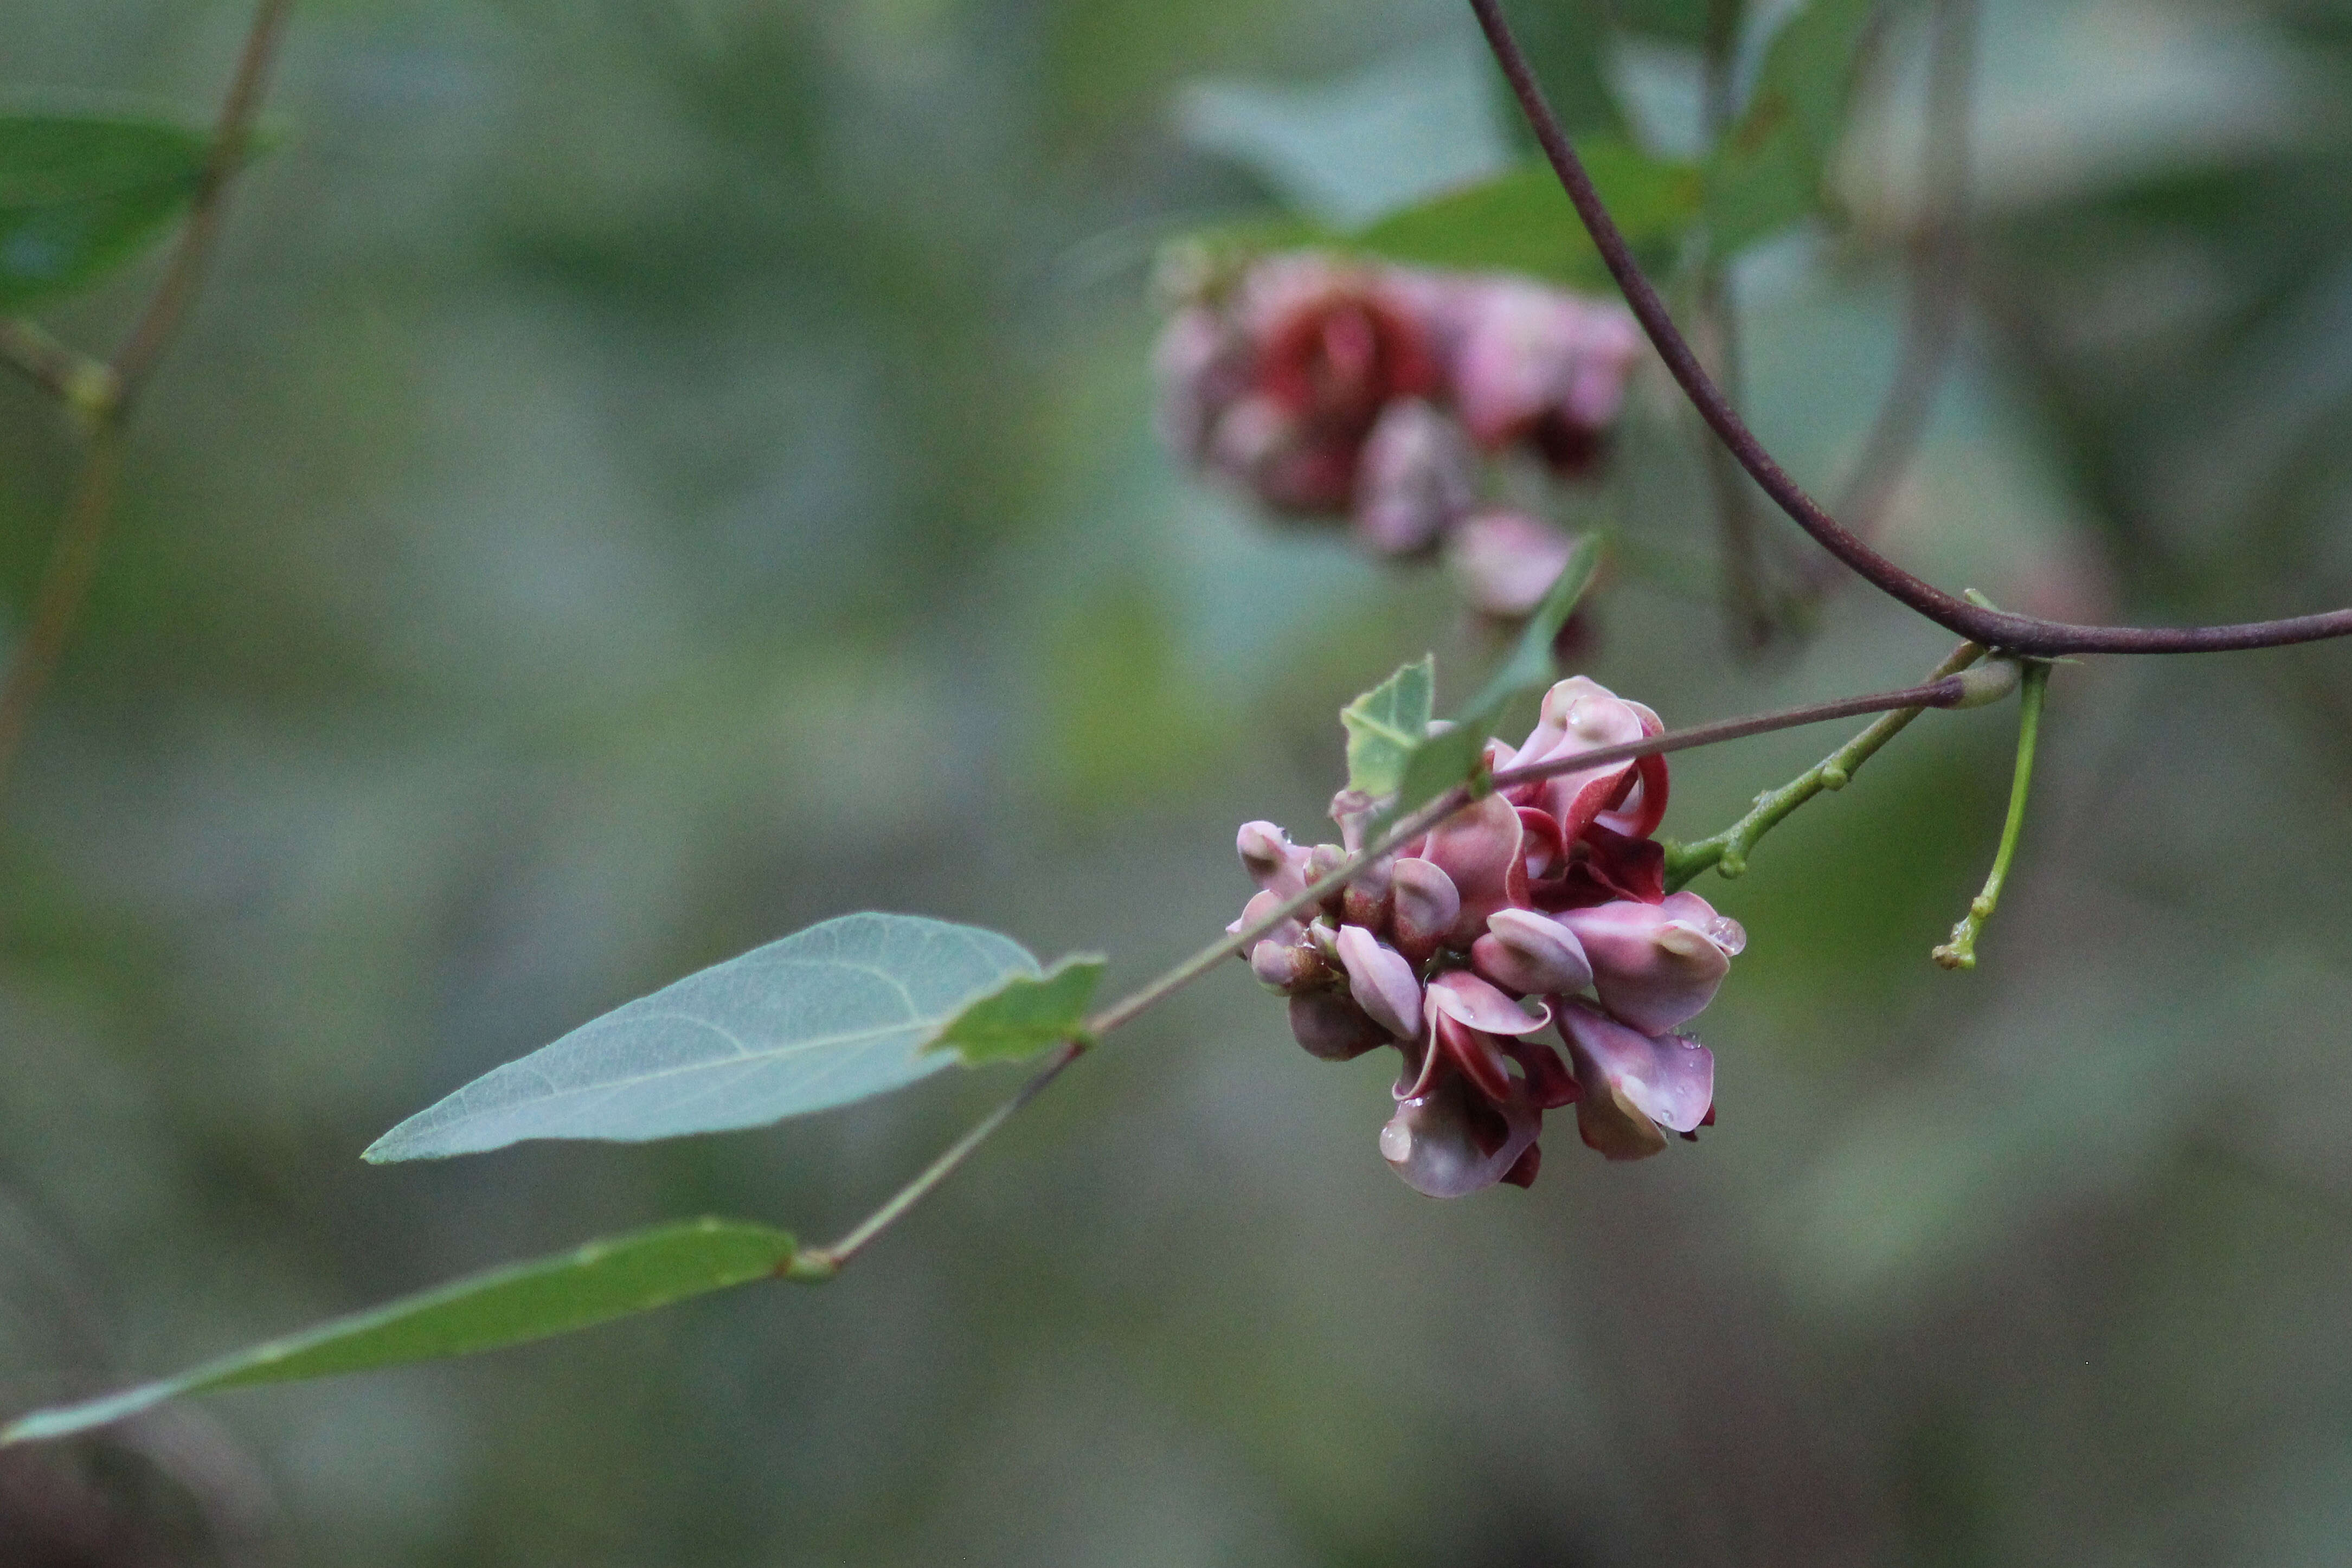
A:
1663;641;1984;891
1932;659;2050;969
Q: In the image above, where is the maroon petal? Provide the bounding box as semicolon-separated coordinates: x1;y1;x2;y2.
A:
1504;1037;1581;1109
1435;1012;1515;1103
1419;792;1527;948
1427;968;1553;1035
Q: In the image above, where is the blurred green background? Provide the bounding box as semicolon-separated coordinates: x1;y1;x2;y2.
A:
7;0;2352;1562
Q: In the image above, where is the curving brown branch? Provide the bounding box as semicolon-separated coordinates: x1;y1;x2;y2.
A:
1467;0;2352;657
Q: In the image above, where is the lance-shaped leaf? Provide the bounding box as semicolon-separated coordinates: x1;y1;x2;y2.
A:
1705;0;1879;254
1388;532;1604;819
927;954;1105;1065
0;114;215;310
3;1219;811;1445
1340;654;1435;797
366;913;1046;1162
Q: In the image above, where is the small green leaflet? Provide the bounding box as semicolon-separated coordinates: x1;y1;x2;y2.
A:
0;114;214;310
1349;146;1702;291
1705;0;1880;254
365;913;1067;1162
1386;533;1605;821
3;1219;812;1444
926;954;1105;1065
1340;654;1435;796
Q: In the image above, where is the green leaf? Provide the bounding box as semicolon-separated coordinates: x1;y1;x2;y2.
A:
1705;0;1879;254
1388;533;1605;818
1348;146;1702;290
0;114;213;310
3;1219;808;1444
1179;39;1514;229
365;913;1047;1162
1340;654;1435;796
926;954;1106;1065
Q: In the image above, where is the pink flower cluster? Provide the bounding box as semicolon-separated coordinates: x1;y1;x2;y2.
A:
1156;253;1642;611
1231;676;1745;1196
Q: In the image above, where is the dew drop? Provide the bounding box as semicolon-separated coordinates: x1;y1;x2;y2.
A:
1378;1118;1413;1165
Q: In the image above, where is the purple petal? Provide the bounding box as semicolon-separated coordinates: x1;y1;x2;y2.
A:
1558;896;1735;1034
1558;999;1714;1136
1335;924;1423;1040
1237;821;1310;899
1472;907;1593;995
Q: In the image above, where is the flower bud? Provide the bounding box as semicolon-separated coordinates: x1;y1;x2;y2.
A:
1335;924;1423;1039
1950;658;2023;709
1557;999;1714;1161
1288;991;1389;1061
1387;857;1460;965
1226;888;1302;949
1378;1069;1542;1198
1251;938;1326;993
1342;851;1393;930
1559;892;1743;1034
1471;907;1594;996
1305;843;1348;918
1237;820;1310;899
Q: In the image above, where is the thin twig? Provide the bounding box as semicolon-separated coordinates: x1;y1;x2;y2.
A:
112;0;297;409
1664;639;1983;887
0;0;294;801
1932;658;2048;968
1465;0;2352;657
0;427;122;785
802;664;2008;1268
1810;0;1978;589
0;319;115;411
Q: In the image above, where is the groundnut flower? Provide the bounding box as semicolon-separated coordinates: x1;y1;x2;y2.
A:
1557;1000;1715;1161
1155;251;1641;620
1558;892;1746;1035
1233;672;1738;1195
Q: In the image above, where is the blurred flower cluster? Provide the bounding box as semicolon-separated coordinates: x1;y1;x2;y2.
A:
1155;252;1642;619
1232;676;1744;1194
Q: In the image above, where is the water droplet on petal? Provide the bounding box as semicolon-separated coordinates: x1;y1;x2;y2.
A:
1378;1117;1413;1165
